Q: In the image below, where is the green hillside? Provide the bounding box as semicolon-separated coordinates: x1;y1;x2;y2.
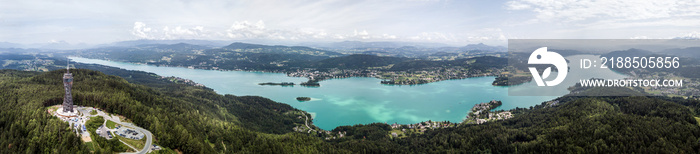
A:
221;42;343;56
2;67;700;153
0;69;341;153
389;56;506;71
309;54;409;69
325;96;700;153
0;70;87;153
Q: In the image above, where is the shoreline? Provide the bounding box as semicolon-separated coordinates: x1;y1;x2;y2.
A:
69;57;558;131
69;57;505;86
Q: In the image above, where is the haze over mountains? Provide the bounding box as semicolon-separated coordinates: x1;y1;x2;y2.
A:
2;38;700;154
0;39;506;52
0;41;91;50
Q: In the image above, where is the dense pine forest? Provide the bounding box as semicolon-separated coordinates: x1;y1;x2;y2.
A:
0;69;337;153
1;66;700;153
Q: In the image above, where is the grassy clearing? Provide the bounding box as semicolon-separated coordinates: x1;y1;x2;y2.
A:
388;130;405;138
106;120;118;129
116;135;146;151
84;142;95;151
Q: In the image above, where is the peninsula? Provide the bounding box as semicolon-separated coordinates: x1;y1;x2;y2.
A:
259;82;295;86
464;100;513;124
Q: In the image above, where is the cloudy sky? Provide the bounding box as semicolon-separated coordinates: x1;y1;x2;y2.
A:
1;0;699;46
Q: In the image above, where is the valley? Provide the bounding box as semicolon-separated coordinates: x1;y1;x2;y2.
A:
4;0;700;153
1;40;699;153
1;62;699;153
73;42;507;85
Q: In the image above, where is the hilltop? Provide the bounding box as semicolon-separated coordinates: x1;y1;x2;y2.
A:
0;68;333;153
2;66;700;153
308;54;409;69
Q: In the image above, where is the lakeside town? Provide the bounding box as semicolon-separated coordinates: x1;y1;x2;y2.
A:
293;100;515;140
287;67;505;85
464;100;513;124
635;71;700;97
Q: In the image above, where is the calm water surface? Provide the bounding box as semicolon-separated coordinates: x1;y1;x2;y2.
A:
72;57;561;130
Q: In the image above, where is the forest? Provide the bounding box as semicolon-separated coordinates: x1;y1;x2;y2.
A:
0;68;341;153
1;65;700;153
327;96;700;153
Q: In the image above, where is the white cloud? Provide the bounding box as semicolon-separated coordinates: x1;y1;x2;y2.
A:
126;20;510;46
131;22;154;39
630;36;651;39
505;1;530;10
465;28;511;42
503;0;700;40
5;0;700;46
352;30;371;39
626;32;700;40
404;29;513;45
119;19;395;42
226;20;268;39
132;22;211;40
506;0;700;23
381;34;397;39
4;0;499;45
222;20;403;41
409;32;452;41
674;31;700;39
351;30;398;40
163;26;207;39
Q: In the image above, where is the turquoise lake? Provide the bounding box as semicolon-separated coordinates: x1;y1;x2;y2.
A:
71;57;561;130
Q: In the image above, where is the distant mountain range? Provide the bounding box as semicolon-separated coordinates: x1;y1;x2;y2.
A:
662;47;700;59
71;40;510;72
308;54;410;69
0;41;92;50
0;39;507;54
133;43;213;52
0;42;23;48
458;43;507;52
300;41;506;52
219;42;343;57
101;39;232;48
299;41;454;49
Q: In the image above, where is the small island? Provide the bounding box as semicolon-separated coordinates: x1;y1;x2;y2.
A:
296;97;311;101
492;76;532;86
258;82;295;86
300;79;320;87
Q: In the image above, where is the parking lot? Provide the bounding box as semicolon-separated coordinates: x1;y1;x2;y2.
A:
114;125;145;140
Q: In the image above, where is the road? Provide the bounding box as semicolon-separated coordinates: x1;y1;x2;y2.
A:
76;107;153;154
115;121;153;154
303;113;316;133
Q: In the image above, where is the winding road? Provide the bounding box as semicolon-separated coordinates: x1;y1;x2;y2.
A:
76;107;153;154
116;121;153;154
303;113;316;133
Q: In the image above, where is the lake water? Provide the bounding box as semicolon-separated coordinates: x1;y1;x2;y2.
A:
71;57;565;130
